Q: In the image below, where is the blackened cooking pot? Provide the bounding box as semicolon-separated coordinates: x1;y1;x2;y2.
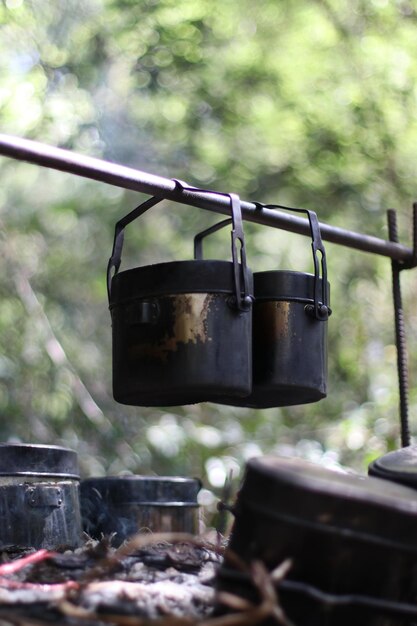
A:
216;455;417;626
194;203;330;407
80;475;200;545
107;189;253;407
0;443;81;550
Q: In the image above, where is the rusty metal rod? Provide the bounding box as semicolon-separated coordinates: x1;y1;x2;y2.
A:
0;133;413;263
388;209;411;447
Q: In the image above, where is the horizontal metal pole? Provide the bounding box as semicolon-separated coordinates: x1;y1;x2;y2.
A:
0;133;413;263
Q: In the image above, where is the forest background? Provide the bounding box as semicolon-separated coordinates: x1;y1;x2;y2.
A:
1;0;417;520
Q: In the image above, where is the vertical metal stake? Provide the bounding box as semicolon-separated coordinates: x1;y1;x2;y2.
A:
387;209;411;447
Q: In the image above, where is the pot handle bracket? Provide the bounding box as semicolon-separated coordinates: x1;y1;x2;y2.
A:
174;180;252;312
256;202;331;321
193;199;330;320
107;184;252;313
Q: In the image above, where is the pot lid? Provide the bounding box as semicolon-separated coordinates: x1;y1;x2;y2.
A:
81;476;201;505
0;443;79;478
253;271;330;303
368;446;417;488
110;260;253;302
238;456;417;551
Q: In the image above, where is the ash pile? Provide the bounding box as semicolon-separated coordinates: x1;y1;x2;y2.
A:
0;534;221;625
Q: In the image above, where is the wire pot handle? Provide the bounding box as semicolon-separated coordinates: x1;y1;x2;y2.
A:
193;201;330;321
107;183;252;312
194;218;233;260
107;195;163;301
257;202;330;320
173;180;252;312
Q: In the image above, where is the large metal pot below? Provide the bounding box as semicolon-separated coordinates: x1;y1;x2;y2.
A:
0;443;81;550
216;456;417;626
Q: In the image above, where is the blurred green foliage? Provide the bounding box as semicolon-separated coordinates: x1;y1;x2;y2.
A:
1;0;417;513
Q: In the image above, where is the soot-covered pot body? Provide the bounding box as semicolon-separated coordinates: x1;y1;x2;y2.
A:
81;475;201;545
216;456;417;626
110;260;253;406
0;443;81;550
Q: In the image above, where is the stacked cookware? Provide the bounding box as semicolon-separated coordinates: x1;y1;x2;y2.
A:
0;443;201;549
105;188;417;624
107;186;331;409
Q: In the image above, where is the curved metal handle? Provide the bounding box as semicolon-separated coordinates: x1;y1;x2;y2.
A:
107;196;163;302
194;218;232;260
107;187;252;312
254;202;330;321
174;180;251;312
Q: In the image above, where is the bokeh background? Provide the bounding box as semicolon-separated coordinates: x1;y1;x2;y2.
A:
1;0;417;521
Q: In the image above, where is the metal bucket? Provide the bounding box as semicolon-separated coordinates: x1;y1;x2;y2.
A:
80;476;201;545
0;443;81;550
216;456;417;626
194;203;330;407
107;191;253;407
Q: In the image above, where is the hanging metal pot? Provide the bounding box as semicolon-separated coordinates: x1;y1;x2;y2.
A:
194;203;330;407
107;187;253;407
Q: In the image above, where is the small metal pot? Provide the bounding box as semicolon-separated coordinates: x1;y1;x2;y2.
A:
216;456;417;625
194;204;330;407
0;443;81;550
80;476;201;545
107;191;253;407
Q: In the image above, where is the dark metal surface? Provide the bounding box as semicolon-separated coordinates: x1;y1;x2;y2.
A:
219;567;417;623
0;133;414;263
250;272;328;406
81;475;201;504
369;445;417;490
193;206;329;408
26;485;63;508
0;443;79;478
109;194;253;406
213;273;329;407
108;191;252;311
0;445;81;549
0;482;81;549
217;456;417;626
81;476;200;545
174;182;252;311
111;275;253;405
